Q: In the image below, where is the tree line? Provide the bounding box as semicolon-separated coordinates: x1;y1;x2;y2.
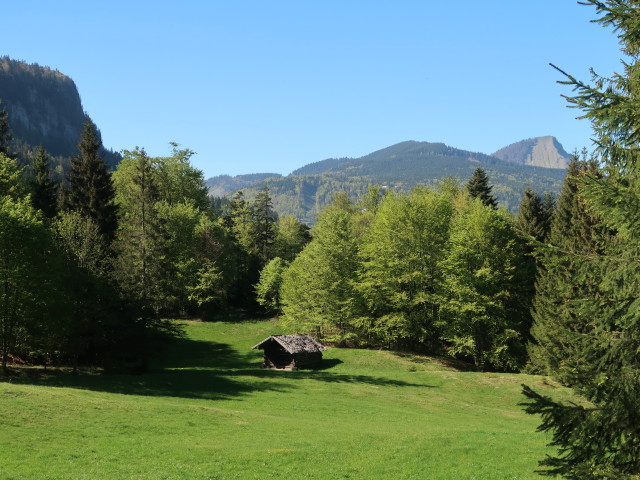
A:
255;166;562;372
0;110;310;374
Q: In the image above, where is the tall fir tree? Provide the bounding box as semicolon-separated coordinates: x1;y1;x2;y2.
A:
252;186;277;263
112;147;167;321
528;158;607;384
523;2;640;478
516;188;550;243
0;99;12;157
66;117;118;241
30;145;58;219
466;167;497;209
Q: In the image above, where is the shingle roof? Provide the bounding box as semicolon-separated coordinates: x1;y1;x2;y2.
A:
252;334;327;354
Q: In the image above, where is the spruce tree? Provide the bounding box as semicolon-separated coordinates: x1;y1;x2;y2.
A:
516;188;549;243
252;187;276;263
113;148;166;320
522;2;640;477
0;99;12;157
466;167;497;209
528;158;606;384
112;148;170;370
66;117;117;241
30;145;58;219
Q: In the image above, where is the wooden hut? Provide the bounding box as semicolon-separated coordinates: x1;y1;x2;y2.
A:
252;335;327;370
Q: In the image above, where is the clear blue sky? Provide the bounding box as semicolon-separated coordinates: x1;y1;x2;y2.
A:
2;1;624;178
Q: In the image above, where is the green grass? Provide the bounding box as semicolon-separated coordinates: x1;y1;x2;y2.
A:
0;318;563;479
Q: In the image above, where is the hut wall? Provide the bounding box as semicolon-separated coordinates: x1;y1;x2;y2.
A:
264;355;295;370
262;342;296;370
292;352;323;369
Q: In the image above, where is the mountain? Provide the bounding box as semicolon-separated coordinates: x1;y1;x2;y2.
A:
206;173;282;197
0;56;120;173
491;136;571;169
207;140;568;224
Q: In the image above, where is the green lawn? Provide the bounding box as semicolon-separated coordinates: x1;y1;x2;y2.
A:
0;318;561;479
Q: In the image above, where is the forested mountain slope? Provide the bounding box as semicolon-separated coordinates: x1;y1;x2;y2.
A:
0;57;120;170
208;140;568;224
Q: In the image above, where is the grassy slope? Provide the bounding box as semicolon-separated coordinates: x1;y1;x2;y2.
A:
0;319;562;480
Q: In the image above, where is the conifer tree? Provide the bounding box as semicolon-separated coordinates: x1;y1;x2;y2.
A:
253;187;276;263
112;148;166;320
0;99;12;157
30;145;58;218
466;167;497;209
528;158;606;383
66;117;117;241
523;2;640;477
516;188;549;242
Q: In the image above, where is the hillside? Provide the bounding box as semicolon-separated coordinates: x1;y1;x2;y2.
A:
0;56;119;170
206;172;282;197
208;140;567;223
492;136;571;169
0;318;560;479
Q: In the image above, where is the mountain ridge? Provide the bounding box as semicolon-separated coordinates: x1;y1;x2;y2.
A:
0;56;120;172
207;138;569;224
492;136;570;169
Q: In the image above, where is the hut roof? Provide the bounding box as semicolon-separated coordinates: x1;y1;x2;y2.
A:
252;334;327;354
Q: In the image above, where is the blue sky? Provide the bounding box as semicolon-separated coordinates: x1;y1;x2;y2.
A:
2;1;624;178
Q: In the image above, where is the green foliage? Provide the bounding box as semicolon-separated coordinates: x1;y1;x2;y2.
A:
154;143;209;210
523;2;640;478
112;148;167;319
357;188;454;349
0;196;57;372
66;118;118;241
273;215;311;262
0;98;11;157
52;211;126;369
30;145;58;218
252;187;277;262
528;158;606;383
517;187;552;242
466;167;497;209
280;199;361;340
255;257;288;314
0;152;26;199
186;261;226;316
439;198;526;371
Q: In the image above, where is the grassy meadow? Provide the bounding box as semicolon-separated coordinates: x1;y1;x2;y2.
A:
0;318;563;479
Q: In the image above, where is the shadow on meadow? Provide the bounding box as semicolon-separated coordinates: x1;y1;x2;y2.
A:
5;333;434;400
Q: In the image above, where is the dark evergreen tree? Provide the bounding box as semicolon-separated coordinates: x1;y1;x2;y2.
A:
252;186;277;262
466;167;497;209
523;2;640;478
528;158;606;384
113;148;166;320
66;117;117;241
516;188;549;243
541;191;556;236
30;145;58;218
0;99;12;157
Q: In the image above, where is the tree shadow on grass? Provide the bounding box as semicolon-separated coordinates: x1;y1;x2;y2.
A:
229;368;434;388
6;335;434;400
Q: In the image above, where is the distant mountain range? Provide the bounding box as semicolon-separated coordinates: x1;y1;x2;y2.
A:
206;137;571;224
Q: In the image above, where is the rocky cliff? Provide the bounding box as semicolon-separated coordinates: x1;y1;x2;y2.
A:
491;136;571;169
0;56;119;168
